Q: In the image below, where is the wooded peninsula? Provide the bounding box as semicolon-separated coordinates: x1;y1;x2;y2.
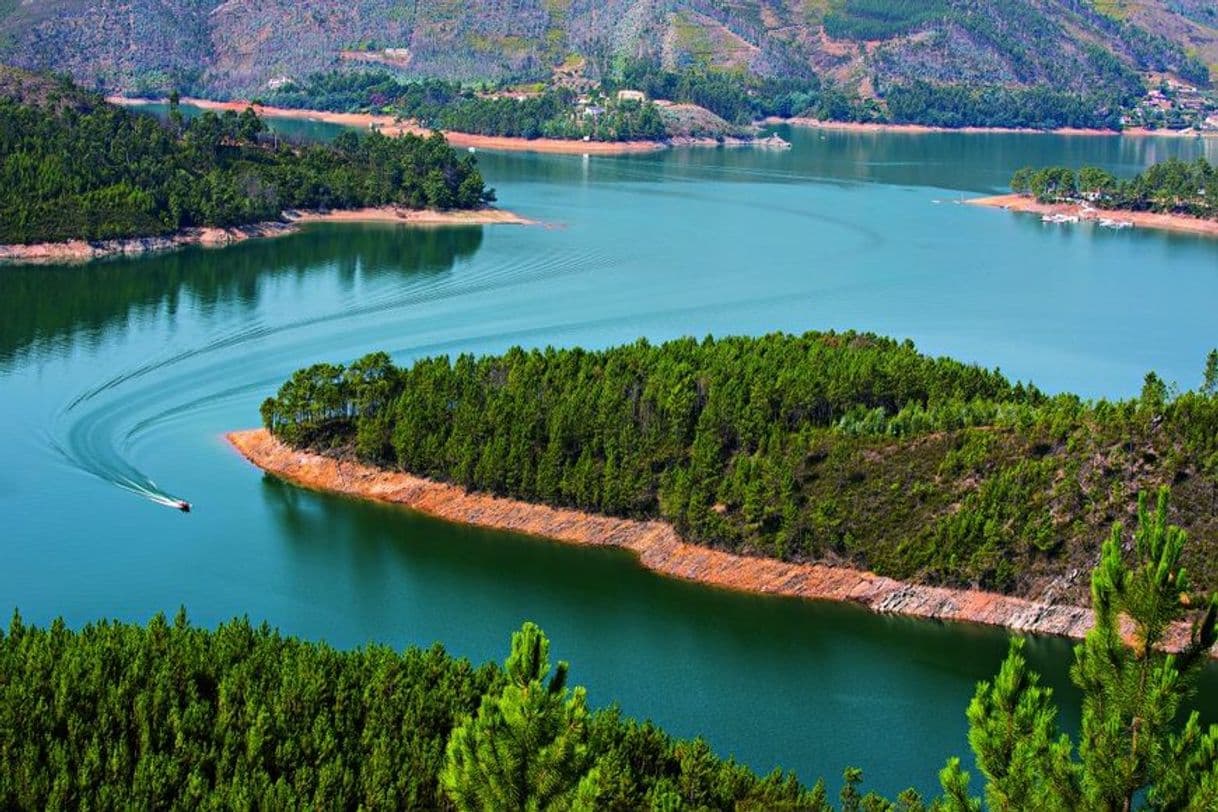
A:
0;69;496;251
257;332;1218;605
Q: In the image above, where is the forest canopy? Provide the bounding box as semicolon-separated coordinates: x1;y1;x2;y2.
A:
0;77;493;245
0;611;827;809
260;332;1218;599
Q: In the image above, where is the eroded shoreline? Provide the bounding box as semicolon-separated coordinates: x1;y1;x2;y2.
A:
115;96;687;154
111;96;800;153
228;428;1215;651
969;193;1218;239
228;429;1213;652
0;206;533;264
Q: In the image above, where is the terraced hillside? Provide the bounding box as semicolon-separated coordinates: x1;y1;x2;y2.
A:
0;1;1210;112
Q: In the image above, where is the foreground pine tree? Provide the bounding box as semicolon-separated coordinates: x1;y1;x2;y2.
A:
440;622;601;810
942;489;1218;811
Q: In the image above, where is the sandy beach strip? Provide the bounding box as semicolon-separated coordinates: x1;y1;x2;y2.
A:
284;207;534;226
227;428;1207;654
969;194;1218;238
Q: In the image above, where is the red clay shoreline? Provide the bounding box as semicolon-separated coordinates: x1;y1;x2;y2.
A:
227;428;1206;654
0;206;533;264
111;96;734;155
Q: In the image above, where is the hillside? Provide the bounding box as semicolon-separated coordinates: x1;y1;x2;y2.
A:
1094;0;1218;74
0;1;1209;116
0;70;493;247
0;63;97;112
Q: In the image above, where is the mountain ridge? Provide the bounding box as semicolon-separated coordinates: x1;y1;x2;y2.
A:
0;0;1211;104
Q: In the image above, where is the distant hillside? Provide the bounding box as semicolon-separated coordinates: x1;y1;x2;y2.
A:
1092;0;1218;75
0;1;1210;112
0;64;98;113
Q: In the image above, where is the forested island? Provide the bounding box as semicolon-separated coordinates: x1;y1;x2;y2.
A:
0;69;499;255
257;332;1218;604
4;493;1217;808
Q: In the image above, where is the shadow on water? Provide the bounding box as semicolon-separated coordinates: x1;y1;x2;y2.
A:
0;223;485;369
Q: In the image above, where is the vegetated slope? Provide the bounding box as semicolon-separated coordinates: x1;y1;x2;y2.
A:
0;69;492;244
260;333;1218;607
0;63;96;112
1092;0;1218;74
0;0;212;94
0;1;1208;102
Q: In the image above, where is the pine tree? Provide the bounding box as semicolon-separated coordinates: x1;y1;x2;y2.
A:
440;622;600;811
1202;349;1218;396
946;489;1218;810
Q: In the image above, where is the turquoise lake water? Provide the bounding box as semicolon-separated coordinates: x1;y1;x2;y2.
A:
2;117;1216;798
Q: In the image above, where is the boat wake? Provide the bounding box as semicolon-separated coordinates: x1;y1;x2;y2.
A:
48;434;191;512
42;242;610;513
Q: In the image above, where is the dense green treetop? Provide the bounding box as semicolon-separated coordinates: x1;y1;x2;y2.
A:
0;76;493;245
261;332;1218;599
0;611;843;809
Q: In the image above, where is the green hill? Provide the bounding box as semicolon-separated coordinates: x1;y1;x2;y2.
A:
260;333;1218;606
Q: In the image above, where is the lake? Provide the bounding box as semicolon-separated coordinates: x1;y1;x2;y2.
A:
1;119;1216;799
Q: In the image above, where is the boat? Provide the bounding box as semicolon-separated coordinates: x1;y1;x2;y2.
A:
175;500;191;513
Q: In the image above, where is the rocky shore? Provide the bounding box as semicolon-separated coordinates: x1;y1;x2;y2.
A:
0;221;296;264
0;207;532;264
227;429;1206;652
